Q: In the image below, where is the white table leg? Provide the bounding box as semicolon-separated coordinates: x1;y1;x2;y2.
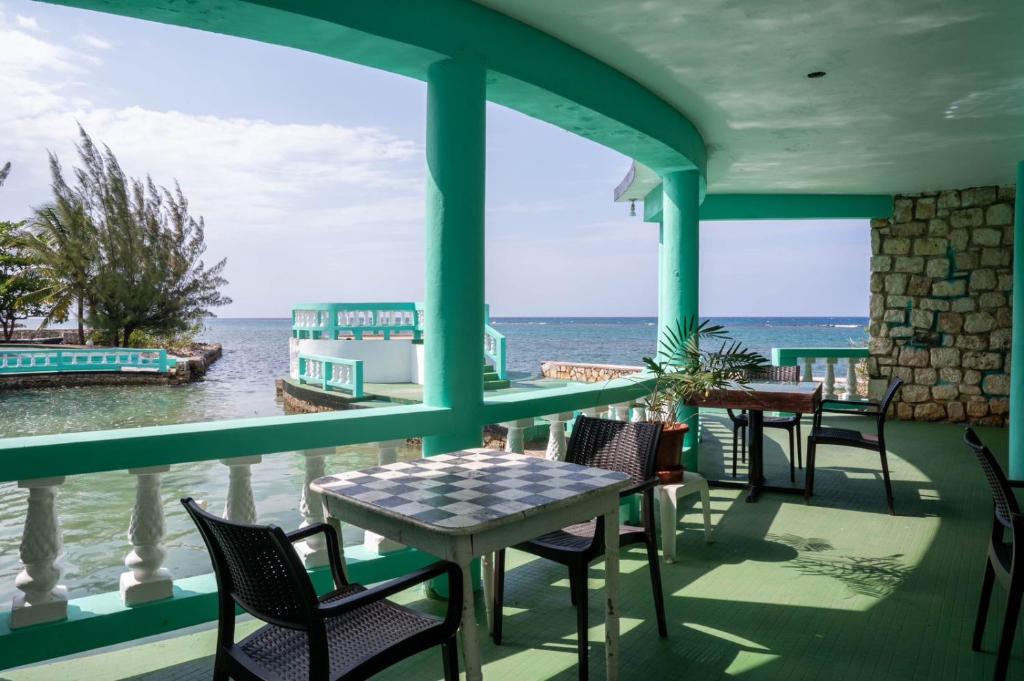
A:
699;481;715;543
603;507;620;681
321;501;348;582
482;552;494;632
657;487;678;563
458;557;484;681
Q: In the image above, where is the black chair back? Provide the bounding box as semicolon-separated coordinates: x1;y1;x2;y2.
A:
182;498;318;629
875;377;904;432
964;428;1022;530
566;416;661;490
747;365;800;382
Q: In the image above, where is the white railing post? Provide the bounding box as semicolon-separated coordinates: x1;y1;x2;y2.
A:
295;449;330;567
846;359;859;399
221;456;261;524
377;439;404;466
802;357;815;383
582;405;606;419
121;466;173;605
502;418;533;454
610;402;631;421
630;402;647;422
542;413;573;461
825;358;837;399
11;477;68;629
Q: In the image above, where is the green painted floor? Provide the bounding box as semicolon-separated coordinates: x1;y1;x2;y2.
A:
5;412;1021;680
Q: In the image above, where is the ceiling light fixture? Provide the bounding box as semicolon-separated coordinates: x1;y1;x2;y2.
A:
807;71;827;79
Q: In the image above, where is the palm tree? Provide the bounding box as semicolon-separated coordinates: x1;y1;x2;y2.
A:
26;159;98;344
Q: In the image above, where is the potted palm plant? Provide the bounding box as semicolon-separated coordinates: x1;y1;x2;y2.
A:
639;318;768;482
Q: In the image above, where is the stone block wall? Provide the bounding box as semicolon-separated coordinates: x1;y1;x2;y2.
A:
540;361;642;383
868;184;1016;424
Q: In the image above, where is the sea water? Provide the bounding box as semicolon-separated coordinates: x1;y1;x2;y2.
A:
0;316;866;601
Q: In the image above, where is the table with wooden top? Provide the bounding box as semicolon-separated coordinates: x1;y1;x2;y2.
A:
690;381;823;502
312;449;632;681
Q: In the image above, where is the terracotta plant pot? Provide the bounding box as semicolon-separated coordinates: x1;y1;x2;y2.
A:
654;422;688;483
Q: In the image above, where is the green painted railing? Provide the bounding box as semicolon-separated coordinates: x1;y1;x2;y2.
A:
772;347;870;400
0;374;653;669
292;301;508;382
297;353;364;398
0;347;175;375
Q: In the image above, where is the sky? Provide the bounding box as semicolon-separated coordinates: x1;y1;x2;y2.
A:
0;1;869;318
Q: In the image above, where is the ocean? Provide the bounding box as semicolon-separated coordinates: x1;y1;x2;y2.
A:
0;316;866;602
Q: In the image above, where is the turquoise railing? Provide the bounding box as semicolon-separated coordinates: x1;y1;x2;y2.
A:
772;347;870;400
292;302;422;341
0;374;652;670
0;347;175;375
297;353;364;398
292;302;508;382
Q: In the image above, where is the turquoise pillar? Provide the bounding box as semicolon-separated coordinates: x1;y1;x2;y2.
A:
1010;161;1024;480
659;169;701;470
421;58;487;456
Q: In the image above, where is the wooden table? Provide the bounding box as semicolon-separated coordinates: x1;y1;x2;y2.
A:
311;449;632;681
690;381;822;502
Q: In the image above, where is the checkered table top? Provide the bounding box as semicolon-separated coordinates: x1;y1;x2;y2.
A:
312;449;630;532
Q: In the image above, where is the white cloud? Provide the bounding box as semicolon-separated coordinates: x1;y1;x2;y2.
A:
0;12;428;315
15;14;40;31
79;33;111;50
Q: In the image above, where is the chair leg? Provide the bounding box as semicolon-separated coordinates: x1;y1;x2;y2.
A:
804;438;816;503
569;569;578;606
442;636;460;681
572;565;589;681
796;419;803;469
645;533;669;637
994;577;1023;681
972;561;996;651
788;427;796;483
492;549;505;644
879;447;896;515
212;655;229;681
732;424;739;478
741;425;747;462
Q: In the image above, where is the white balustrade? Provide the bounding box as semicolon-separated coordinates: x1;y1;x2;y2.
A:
630;402;648;422
542;413;573;461
847;359;861;399
120;466;173;605
802;357;815;383
221;456;261;524
581;405;607;419
610;402;632;421
11;477;68;629
376;439;404;466
824;358;837;399
502;418;533;454
295;449;330;567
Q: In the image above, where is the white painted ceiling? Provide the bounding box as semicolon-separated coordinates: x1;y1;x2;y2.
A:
474;0;1024;194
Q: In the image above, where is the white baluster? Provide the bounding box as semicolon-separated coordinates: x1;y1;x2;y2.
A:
825;358;837;400
221;456;261;524
295;449;330;567
120;466;173;605
502;418;532;454
582;405;606;419
630;403;647;422
11;477;68;629
543;413;573;461
802;357;815;383
610;402;631;421
846;358;859;400
377;439;404;466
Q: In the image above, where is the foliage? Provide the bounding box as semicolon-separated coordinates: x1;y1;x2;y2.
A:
0;220;47;341
41;127;231;346
639;318;768;425
127;321;205;355
25;154;98;344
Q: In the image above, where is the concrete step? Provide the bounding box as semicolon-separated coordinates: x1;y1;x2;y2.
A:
484;379;510;391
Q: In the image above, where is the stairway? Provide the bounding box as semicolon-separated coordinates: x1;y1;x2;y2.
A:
483;362;510;391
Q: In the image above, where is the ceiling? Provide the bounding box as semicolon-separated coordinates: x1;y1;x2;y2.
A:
475;0;1024;194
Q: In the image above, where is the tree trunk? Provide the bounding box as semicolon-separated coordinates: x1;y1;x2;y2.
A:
76;298;85;345
2;318;13;341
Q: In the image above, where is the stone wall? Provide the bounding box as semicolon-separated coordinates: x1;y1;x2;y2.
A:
540;361;642;383
868;184;1016;424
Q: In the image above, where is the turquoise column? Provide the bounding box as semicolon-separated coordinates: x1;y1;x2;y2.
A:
1010;161;1024;479
422;58;486;456
659;169;701;470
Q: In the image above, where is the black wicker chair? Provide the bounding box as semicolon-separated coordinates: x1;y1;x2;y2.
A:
727;365;803;481
964;428;1024;681
181;498;463;681
490;416;666;681
804;377;903;514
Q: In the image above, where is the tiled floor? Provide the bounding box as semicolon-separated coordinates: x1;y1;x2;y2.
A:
5;412;1021;680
